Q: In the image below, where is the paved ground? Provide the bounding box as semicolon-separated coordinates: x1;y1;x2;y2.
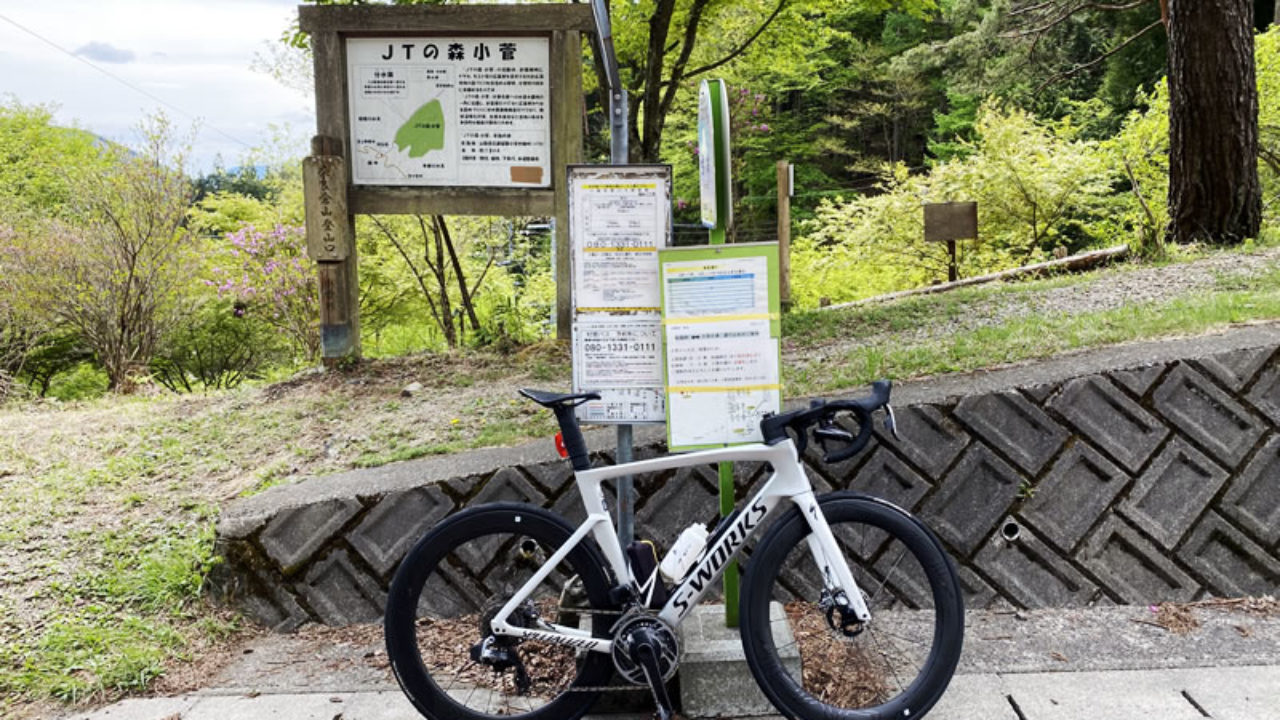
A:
57;602;1280;720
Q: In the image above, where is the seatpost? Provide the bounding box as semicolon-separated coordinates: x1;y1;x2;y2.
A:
552;404;592;472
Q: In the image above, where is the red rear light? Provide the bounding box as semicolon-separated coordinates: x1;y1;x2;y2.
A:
554;432;568;458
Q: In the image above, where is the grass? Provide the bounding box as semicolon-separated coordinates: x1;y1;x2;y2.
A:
0;347;570;714
3;247;1280;715
0;522;226;704
783;264;1280;395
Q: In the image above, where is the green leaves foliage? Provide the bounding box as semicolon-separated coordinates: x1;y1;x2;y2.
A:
793;101;1123;308
0;99;107;221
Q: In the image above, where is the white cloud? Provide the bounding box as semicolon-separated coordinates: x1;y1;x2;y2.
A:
74;41;135;64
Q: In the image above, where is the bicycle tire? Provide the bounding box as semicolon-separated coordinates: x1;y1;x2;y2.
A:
385;502;617;720
740;492;964;720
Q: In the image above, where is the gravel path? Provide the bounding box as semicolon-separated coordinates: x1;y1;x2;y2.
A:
792;246;1280;354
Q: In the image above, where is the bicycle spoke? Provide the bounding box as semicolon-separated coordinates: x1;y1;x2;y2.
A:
743;496;962;717
869;546;907;603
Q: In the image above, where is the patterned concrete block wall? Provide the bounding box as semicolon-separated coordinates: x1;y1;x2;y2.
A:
211;333;1280;630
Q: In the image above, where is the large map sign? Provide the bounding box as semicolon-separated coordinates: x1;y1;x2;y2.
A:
346;36;551;187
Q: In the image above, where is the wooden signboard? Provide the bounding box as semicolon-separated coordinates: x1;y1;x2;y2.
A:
924;201;978;242
924;201;978;283
302;156;351;261
298;4;592;360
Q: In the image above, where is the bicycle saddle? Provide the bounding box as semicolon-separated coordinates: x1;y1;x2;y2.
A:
519;388;601;408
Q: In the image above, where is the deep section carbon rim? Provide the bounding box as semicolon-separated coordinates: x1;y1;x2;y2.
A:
385;505;614;720
742;495;963;720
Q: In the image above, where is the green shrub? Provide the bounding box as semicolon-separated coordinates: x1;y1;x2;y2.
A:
149;299;289;392
792;103;1123;308
45;362;109;402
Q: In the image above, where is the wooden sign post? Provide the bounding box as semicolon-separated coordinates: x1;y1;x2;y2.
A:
924;201;978;283
299;4;591;363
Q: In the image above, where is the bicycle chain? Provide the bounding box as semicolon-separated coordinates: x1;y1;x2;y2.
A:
555;605;653;694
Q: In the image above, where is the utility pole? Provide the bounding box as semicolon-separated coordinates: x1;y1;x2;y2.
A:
590;0;637;549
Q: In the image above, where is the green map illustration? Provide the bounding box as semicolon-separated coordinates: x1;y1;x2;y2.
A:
394;100;446;158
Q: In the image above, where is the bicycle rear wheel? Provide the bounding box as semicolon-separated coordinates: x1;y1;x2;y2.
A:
740;492;964;720
385;503;616;720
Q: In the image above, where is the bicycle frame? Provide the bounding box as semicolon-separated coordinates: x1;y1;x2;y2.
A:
488;437;872;654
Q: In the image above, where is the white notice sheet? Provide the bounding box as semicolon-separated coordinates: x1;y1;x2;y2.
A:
571;180;665;311
660;246;780;448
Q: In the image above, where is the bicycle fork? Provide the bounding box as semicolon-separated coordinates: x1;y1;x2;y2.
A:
793;490;872;624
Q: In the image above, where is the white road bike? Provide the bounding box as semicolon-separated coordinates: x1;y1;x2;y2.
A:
385;381;964;720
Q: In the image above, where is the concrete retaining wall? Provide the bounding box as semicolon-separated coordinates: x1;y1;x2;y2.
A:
210;326;1280;630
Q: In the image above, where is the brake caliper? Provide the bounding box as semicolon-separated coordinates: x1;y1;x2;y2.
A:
818;588;865;638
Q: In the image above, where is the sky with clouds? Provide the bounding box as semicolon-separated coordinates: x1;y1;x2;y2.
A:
0;0;313;173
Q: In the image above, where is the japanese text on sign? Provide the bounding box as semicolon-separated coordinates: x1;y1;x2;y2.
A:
661;247;781;449
302;155;350;261
569;166;672;424
346;36;550;187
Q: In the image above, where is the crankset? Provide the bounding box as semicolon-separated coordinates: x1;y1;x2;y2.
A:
611;611;682;720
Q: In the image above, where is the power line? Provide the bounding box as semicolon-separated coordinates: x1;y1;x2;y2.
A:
0;11;254;151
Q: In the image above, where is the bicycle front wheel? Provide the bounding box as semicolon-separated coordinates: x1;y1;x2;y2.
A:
740;492;964;720
385;502;616;720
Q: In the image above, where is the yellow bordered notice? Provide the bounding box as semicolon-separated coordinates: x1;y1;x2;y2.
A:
659;242;782;450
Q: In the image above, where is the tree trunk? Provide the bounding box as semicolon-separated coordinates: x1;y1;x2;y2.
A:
437;215;482;333
1167;0;1261;245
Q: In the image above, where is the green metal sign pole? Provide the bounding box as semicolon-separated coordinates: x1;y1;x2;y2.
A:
699;78;738;627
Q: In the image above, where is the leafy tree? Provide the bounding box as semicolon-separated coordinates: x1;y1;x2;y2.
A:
149;298;287;392
1006;0;1262;244
793;103;1120;307
365;214;500;348
10;115;197;391
1104;81;1171;255
0;99;106;218
1256;24;1280;213
188;138;306;239
928;91;981;163
192;163;277;204
0;224;42;398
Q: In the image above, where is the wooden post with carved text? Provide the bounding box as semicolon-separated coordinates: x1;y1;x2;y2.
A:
299;4;590;360
303;135;359;362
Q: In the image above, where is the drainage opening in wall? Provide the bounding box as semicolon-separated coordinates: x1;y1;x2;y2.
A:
1000;520;1022;543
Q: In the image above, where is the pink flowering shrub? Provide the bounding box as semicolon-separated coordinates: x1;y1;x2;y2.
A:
208;224;319;361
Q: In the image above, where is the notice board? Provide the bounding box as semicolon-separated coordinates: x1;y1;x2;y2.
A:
660;243;781;450
569;165;672;423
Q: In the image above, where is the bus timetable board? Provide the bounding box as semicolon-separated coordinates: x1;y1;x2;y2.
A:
660;243;782;450
569;165;672;423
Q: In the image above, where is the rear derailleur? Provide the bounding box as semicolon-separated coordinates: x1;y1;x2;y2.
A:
469;600;541;695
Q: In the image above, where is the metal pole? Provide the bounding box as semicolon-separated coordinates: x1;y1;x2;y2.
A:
591;0;627;164
591;0;636;549
617;424;634;547
777;160;792;312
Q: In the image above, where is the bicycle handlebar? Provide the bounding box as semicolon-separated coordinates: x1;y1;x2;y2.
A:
760;380;893;464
